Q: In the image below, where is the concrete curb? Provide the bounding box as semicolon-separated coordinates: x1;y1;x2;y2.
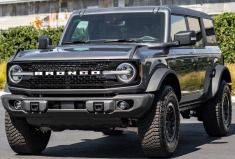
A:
1;91;235;103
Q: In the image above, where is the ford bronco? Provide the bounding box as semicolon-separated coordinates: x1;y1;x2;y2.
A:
1;6;232;157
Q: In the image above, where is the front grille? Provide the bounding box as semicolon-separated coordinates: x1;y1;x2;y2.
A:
8;60;140;89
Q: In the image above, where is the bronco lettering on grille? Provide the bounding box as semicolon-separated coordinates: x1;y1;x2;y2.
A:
34;71;101;76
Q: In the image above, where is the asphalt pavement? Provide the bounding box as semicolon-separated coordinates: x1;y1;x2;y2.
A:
0;98;235;159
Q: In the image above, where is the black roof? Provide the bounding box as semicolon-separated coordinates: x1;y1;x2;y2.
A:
74;6;211;19
166;6;211;19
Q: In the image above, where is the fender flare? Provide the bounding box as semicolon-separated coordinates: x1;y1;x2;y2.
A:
211;65;231;97
146;67;181;100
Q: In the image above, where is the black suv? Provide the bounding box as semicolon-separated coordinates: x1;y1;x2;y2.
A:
1;6;232;158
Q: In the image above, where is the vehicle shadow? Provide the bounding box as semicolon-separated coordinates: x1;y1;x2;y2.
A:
40;123;235;158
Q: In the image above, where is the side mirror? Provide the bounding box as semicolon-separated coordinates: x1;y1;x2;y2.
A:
38;35;52;50
174;31;196;46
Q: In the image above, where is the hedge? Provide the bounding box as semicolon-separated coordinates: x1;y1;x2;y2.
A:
0;12;235;63
0;26;64;60
214;13;235;63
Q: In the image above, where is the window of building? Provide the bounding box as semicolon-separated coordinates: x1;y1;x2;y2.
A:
16;3;28;16
113;0;119;7
100;0;113;8
71;0;83;10
2;4;11;16
203;18;217;45
35;2;40;14
161;0;203;5
49;1;59;13
29;2;34;14
66;0;74;12
83;0;99;8
125;0;133;6
0;6;2;16
206;0;223;3
187;17;203;47
61;0;68;12
11;4;16;16
35;1;50;14
171;15;187;41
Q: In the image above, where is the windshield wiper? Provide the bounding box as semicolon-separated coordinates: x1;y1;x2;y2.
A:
63;40;91;44
104;39;140;43
63;39;141;45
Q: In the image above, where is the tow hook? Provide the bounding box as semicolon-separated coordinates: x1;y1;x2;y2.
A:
86;100;115;113
23;100;47;113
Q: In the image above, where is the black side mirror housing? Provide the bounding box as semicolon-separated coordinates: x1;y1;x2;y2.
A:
174;31;196;46
38;35;52;50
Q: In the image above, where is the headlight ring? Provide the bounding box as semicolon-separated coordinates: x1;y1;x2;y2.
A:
116;63;136;83
8;65;23;84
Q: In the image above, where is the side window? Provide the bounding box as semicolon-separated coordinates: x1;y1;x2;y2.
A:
203;19;217;45
171;15;187;41
187;17;203;47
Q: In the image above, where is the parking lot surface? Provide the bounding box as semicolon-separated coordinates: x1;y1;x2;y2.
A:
0;98;235;159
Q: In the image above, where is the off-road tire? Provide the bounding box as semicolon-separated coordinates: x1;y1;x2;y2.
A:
5;111;51;155
203;80;232;137
102;128;123;136
138;85;180;158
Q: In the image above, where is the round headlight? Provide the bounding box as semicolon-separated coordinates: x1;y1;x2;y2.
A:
116;63;136;83
8;65;23;84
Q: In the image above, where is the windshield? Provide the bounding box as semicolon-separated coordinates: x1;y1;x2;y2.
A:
62;12;165;44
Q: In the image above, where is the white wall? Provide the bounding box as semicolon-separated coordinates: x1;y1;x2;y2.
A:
0;12;70;29
181;2;235;15
1;2;235;29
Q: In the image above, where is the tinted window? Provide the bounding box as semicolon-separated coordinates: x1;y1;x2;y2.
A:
171;15;187;41
203;19;217;45
187;17;203;47
63;13;165;44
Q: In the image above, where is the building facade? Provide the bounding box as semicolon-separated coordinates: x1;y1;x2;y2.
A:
0;0;235;29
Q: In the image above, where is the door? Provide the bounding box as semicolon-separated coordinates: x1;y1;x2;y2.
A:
194;18;222;97
186;16;207;96
167;15;200;103
181;16;219;102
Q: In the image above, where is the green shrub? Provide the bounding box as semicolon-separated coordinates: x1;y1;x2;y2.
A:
0;26;64;60
214;13;235;64
0;60;6;89
40;27;64;46
226;64;235;95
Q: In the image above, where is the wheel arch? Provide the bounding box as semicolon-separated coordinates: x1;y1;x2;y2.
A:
212;65;232;97
146;68;181;101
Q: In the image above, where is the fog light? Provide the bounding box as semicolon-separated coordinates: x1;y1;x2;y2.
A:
117;101;130;110
14;100;22;110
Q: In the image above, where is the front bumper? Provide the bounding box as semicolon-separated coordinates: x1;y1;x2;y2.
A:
1;93;154;118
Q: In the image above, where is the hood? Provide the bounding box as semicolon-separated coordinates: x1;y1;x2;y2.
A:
13;44;138;61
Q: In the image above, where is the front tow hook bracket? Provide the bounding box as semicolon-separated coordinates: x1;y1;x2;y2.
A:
86;100;115;113
23;100;48;113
